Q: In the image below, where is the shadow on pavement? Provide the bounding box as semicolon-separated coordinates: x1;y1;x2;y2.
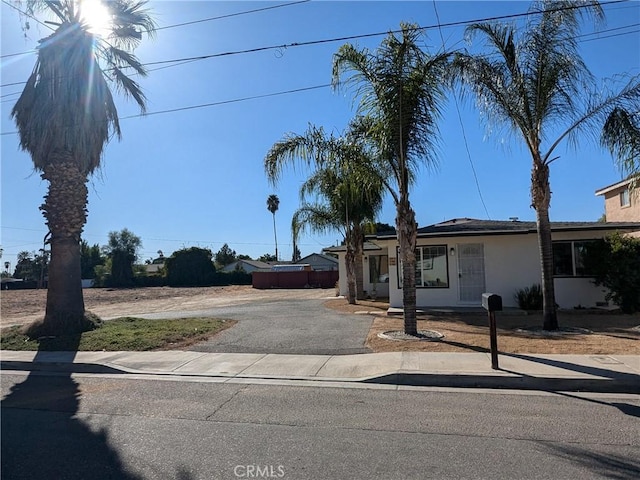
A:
538;443;640;479
1;336;156;480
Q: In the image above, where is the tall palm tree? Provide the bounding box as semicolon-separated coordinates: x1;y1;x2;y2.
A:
265;123;384;304
266;194;280;261
332;23;451;335
454;0;640;330
11;0;155;337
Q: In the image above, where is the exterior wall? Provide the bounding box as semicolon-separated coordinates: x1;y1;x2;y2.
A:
381;228;628;310
603;187;640;222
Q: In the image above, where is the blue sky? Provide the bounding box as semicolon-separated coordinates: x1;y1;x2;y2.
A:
1;0;639;272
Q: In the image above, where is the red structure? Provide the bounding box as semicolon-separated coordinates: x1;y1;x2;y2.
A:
252;270;338;289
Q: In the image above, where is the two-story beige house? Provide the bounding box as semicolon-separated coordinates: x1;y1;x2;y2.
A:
595;178;639;223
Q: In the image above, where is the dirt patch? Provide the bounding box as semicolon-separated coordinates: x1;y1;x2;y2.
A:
0;285;332;329
325;297;640;355
2;288;638;354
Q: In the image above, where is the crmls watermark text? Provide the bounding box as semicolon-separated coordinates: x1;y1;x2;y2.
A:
233;465;286;478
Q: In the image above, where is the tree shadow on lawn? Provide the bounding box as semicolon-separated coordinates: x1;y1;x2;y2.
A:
1;334;197;480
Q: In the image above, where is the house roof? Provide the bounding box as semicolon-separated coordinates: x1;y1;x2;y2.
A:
222;259;272;271
237;259;272;269
322;241;383;254
374;218;640;239
298;253;339;264
595;178;633;196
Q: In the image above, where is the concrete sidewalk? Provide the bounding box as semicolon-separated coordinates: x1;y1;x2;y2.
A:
1;350;638;393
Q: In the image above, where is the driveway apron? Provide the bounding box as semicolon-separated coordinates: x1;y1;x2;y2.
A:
138;295;373;355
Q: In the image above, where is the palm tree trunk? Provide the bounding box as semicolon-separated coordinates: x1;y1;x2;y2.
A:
29;161;89;337
397;199;418;335
353;224;365;300
344;243;357;305
531;160;558;331
272;213;278;261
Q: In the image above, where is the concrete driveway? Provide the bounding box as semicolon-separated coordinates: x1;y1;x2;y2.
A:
136;289;374;355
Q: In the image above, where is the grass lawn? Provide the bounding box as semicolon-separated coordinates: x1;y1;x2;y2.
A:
0;317;235;351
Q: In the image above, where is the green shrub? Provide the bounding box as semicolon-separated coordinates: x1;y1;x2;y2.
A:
514;283;543;311
165;247;216;287
583;232;640;313
215;270;252;286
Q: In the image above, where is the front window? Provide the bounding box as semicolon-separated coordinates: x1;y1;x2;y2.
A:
369;255;389;283
620;188;630;207
552;241;595;277
415;246;449;288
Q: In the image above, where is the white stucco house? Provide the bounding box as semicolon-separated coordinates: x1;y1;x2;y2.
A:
325;218;640;309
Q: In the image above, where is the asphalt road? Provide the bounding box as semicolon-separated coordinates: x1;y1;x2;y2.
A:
137;295;374;355
2;371;639;480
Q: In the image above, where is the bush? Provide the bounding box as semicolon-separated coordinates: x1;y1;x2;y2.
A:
214;271;252;286
165;247;216;287
583;232;640;313
514;283;543;311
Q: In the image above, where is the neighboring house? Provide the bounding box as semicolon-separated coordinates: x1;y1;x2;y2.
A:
221;259;272;273
325;218;640;309
298;253;339;271
595;178;639;223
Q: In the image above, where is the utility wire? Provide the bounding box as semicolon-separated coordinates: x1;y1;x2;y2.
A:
1;0;633;87
0;0;54;31
432;0;491;220
0;0;310;59
155;0;310;31
1;83;331;135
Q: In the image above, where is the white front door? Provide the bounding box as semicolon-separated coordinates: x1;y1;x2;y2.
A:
457;243;486;304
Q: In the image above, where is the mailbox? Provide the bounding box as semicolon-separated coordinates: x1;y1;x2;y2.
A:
482;293;502;312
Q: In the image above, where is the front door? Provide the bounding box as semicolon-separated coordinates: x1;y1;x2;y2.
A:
457;243;486;304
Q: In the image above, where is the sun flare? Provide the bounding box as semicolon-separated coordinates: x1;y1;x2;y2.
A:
79;0;113;38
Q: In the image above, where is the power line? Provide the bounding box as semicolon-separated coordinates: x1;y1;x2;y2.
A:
0;0;54;31
120;84;331;119
432;0;491;220
0;0;310;60
1;83;331;135
155;0;310;31
1;0;634;89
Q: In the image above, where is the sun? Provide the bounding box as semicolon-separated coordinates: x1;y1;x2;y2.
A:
79;0;113;38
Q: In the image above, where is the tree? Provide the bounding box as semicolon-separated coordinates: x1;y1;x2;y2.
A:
258;253;277;262
267;194;280;261
165;247;216;287
80;240;105;279
332;24;451;333
291;244;301;263
453;0;640;330
13;251;41;282
104;228;142;287
265;122;384;304
215;243;237;267
10;1;155;336
584;232;640;314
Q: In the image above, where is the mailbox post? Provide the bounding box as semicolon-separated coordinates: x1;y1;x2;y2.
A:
481;293;502;370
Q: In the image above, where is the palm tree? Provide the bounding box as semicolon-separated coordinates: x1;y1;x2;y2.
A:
266;194;280;261
453;0;640;330
265;123;384;304
332;23;451;335
11;0;155;337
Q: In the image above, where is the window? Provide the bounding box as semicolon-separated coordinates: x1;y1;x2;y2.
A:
620;188;630;207
369;255;389;283
552;241;595;277
398;246;448;288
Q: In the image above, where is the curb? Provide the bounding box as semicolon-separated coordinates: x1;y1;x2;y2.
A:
3;360;638;394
